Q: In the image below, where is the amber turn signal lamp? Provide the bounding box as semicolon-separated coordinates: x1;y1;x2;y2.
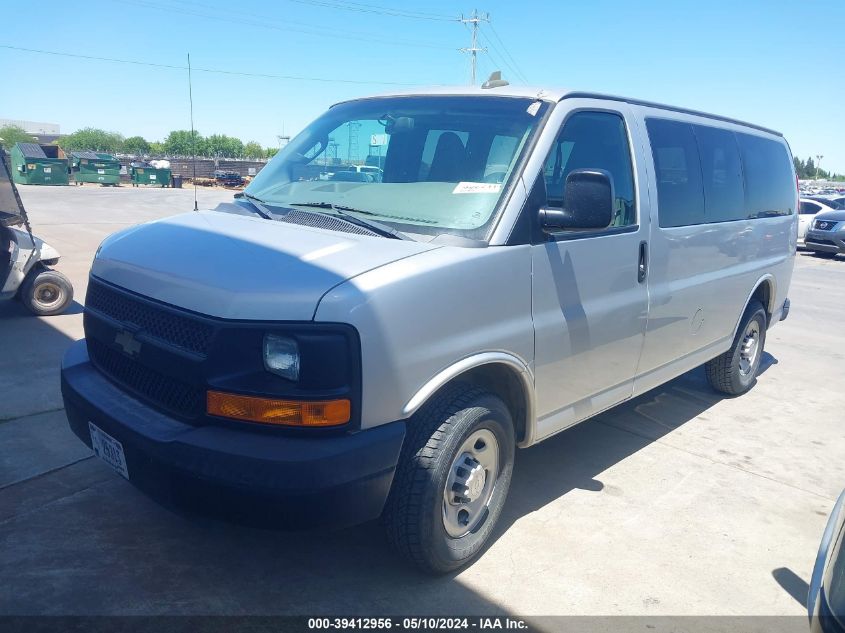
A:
207;391;350;427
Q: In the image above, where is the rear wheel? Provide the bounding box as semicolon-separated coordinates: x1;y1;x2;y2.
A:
812;251;837;259
705;300;767;395
21;268;74;316
383;383;515;574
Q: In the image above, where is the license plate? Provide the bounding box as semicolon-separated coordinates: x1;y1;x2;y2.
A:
88;422;129;479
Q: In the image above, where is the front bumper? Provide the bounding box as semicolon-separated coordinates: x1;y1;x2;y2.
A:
805;229;845;254
61;339;405;530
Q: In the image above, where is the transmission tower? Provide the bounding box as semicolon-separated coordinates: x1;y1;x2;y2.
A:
460;10;489;86
347;121;362;164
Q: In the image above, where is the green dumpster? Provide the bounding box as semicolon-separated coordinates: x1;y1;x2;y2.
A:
70;151;121;185
10;143;69;186
130;162;171;187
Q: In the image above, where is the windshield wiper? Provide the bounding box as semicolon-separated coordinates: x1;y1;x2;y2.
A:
287;202;410;240
237;192;274;219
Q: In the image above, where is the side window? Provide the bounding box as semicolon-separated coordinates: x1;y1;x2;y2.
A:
693;125;745;223
646;118;705;228
542;111;636;228
736;133;795;217
800;201;821;214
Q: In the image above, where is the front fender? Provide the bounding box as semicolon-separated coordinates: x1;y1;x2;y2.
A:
314;244;535;434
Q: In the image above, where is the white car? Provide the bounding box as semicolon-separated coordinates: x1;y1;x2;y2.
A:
799;198;836;246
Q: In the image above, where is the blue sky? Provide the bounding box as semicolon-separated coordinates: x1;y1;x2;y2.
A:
3;0;844;172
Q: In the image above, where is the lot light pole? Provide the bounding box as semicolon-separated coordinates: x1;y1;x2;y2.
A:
815;155;823;180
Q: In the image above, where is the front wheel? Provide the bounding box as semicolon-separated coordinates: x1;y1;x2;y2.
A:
21;268;74;316
382;383;515;573
705;300;767;395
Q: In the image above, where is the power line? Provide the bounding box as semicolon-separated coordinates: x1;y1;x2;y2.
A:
477;29;527;85
120;0;455;50
0;45;421;85
484;22;529;84
278;0;457;21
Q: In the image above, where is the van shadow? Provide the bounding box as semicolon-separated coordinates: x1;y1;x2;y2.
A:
496;355;776;535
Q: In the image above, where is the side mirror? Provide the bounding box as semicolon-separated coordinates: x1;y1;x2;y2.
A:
540;169;614;231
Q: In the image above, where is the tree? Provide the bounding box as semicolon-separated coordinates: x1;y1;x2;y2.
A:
243;141;264;159
805;156;815;179
60;127;124;153
149;141;165;155
163;130;206;157
206;133;244;158
265;147;279;159
0;124;36;148
123;136;150;155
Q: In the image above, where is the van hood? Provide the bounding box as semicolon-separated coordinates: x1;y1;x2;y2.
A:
91;210;439;320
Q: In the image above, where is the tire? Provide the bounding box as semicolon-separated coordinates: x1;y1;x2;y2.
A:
21;268;74;316
383;383;515;574
812;251;837;259
705;300;767;396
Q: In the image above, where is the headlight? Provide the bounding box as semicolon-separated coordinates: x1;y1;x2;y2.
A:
263;334;300;381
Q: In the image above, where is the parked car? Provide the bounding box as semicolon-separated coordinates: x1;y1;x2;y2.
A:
805;210;845;258
61;84;797;573
809;489;845;632
809;197;845;210
800;198;837;246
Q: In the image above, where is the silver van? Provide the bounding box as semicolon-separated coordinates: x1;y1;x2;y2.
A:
62;84;797;572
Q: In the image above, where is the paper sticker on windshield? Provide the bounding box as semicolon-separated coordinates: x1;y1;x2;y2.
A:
452;182;502;194
526;101;541;116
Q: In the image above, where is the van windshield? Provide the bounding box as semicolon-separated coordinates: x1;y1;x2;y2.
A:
246;95;549;239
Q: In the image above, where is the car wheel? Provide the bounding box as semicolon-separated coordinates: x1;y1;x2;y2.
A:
21;268;74;316
705;300;767;395
813;251;837;259
383;382;515;574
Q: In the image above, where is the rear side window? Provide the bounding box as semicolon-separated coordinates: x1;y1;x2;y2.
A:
800;201;822;214
736;132;795;218
646;119;704;227
647;118;795;227
695;125;745;223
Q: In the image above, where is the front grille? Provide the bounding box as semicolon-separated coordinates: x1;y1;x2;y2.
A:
86;279;213;356
87;338;203;417
814;220;838;231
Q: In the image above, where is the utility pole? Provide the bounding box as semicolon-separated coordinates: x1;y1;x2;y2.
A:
460;10;489;86
815;154;823;180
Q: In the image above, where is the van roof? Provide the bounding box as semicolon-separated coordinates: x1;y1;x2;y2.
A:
335;85;783;137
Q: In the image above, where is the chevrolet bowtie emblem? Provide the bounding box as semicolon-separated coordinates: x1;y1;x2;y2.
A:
114;330;141;356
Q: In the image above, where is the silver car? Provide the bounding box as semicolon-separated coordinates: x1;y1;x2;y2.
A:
61;84;797;572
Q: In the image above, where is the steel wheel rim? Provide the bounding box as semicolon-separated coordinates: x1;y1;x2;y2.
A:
35;282;64;310
738;320;761;376
442;428;499;539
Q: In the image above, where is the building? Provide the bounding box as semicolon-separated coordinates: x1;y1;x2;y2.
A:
0;119;60;135
0;119;62;146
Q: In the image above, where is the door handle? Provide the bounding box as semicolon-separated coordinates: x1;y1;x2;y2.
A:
638;241;648;283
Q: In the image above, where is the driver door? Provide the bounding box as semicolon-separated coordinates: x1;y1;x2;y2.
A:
530;102;650;442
